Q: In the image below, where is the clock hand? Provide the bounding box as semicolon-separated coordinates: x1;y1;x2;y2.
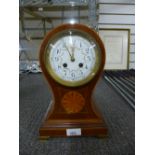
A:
64;42;73;61
70;46;75;62
70;40;76;62
68;47;75;62
65;43;75;62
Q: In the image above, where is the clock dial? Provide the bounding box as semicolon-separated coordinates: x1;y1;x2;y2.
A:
45;29;102;87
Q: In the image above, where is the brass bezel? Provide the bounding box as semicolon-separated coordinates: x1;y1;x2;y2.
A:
44;28;102;87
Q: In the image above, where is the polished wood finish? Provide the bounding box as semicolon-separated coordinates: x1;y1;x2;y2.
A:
39;23;108;138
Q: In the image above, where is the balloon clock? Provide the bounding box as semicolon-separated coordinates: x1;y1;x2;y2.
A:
39;23;108;139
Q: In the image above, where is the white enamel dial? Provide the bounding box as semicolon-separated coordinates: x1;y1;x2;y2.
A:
45;30;101;86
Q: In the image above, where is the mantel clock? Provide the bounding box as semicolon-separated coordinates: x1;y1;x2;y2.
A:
39;23;108;138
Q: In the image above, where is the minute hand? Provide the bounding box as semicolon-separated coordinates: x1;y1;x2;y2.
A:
70;46;76;61
64;43;73;59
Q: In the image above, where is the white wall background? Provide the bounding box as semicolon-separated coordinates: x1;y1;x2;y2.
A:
98;0;135;69
20;0;135;69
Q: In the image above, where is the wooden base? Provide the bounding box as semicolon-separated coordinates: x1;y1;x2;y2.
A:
39;127;108;138
39;101;108;138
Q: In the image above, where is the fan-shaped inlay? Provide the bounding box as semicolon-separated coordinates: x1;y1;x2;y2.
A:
61;91;85;114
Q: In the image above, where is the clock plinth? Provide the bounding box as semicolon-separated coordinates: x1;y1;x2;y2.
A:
39;99;108;138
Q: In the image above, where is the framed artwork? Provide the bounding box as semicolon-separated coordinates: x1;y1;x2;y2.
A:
98;29;130;70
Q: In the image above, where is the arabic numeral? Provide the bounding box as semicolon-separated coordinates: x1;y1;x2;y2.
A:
63;70;67;76
58;65;61;69
80;70;83;75
55;57;59;61
70;72;76;80
85;48;89;54
71;72;75;78
57;48;62;55
80;42;82;48
87;56;91;61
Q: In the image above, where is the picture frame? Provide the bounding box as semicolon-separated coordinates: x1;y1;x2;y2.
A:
98;28;130;70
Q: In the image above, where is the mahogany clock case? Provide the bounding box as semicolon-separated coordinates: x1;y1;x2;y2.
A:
39;23;108;138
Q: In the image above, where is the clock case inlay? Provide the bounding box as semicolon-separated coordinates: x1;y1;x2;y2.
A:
39;24;108;138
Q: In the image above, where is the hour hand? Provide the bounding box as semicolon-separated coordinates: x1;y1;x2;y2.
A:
64;42;75;62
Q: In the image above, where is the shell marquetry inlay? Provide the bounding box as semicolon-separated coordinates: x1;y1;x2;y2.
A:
61;91;85;114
